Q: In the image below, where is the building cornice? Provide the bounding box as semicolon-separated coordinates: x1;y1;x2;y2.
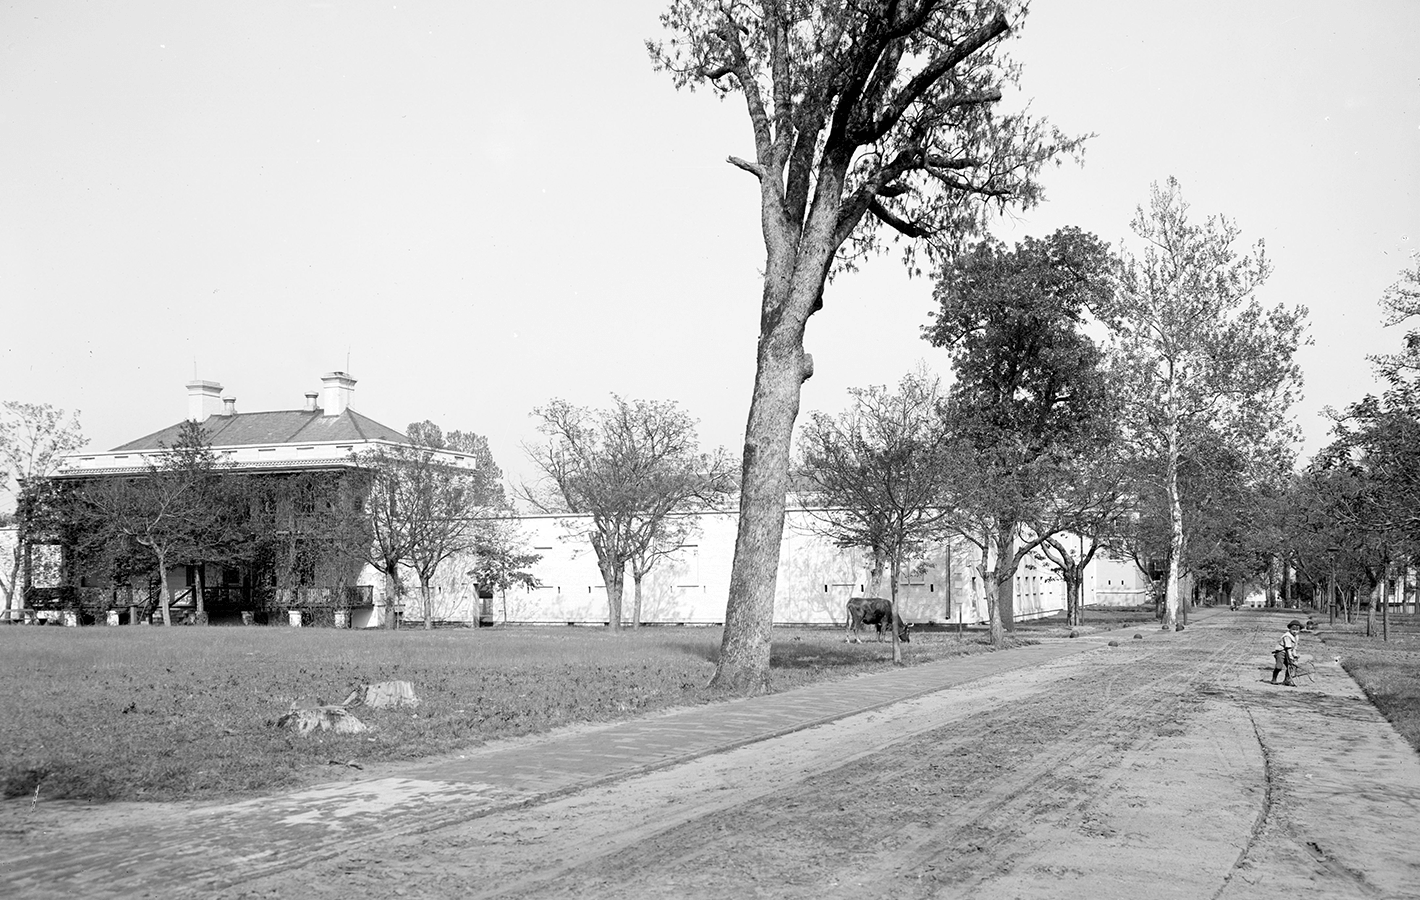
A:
55;437;478;478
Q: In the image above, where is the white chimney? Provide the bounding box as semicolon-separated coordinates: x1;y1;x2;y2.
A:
186;380;224;422
222;397;237;417
303;391;320;412
320;372;357;417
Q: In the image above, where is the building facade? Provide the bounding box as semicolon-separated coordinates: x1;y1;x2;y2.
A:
32;372;475;628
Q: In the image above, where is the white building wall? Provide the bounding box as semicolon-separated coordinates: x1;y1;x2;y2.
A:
418;512;1141;627
1089;553;1152;607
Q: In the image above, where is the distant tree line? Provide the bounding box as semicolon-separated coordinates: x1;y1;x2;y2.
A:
796;180;1310;648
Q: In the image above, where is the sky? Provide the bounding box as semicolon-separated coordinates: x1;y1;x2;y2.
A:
2;0;1417;491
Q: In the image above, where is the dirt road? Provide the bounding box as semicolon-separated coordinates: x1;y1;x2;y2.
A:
7;612;1420;899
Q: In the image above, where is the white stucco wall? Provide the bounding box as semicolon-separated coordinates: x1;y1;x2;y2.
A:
396;512;1140;628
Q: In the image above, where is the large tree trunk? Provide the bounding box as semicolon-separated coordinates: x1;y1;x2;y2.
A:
1162;378;1184;632
1281;556;1293;609
976;531;1004;647
888;552;903;665
596;553;626;632
1065;565;1083;626
711;269;823;692
1382;562;1390;643
991;528;1018;641
153;547;172;626
384;568;401;630
421;581;434;631
1366;574;1377;637
867;549;886;598
194;563;207;625
631;572;644;629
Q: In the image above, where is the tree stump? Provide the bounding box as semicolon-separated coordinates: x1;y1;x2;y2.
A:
276;702;368;735
359;681;420;710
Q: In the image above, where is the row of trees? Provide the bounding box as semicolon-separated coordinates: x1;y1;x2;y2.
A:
649;0;1314;690
797;181;1308;652
1289;259;1420;638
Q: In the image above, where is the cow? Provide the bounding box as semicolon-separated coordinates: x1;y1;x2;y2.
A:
844;597;910;643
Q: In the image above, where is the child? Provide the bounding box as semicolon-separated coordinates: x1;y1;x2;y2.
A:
1272;620;1303;686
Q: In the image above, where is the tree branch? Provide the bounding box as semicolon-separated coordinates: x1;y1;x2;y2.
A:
727;155;766;178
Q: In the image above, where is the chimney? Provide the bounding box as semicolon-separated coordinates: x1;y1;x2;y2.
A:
303;391;320;412
320;371;357;417
222;397;237;417
186;380;224;423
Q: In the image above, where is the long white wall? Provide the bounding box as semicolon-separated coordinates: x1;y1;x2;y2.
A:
403;510;1153;627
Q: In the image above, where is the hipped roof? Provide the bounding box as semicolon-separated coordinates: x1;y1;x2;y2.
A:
112;409;407;452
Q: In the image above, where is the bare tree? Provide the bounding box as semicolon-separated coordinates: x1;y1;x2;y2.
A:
650;0;1083;691
798;369;953;662
361;422;499;631
524;396;734;633
80;421;226;626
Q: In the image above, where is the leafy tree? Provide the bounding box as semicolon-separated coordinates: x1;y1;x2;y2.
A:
798;369;953;662
1370;257;1420;395
360;422;502;631
0;402;86;616
1291;258;1420;629
1035;448;1133;627
524;396;734;633
1314;396;1420;638
466;517;542;623
1123;423;1295;616
79;421;227;626
363;454;415;628
927;227;1116;644
1105;178;1307;632
650;0;1082;691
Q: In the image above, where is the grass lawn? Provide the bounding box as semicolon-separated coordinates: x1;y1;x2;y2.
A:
1317;612;1420;754
0;622;1043;805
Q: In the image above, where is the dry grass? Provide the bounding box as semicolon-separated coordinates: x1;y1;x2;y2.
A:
1319;613;1420;753
0;623;1017;804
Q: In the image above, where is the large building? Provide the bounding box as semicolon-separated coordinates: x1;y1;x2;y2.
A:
31;372;475;627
